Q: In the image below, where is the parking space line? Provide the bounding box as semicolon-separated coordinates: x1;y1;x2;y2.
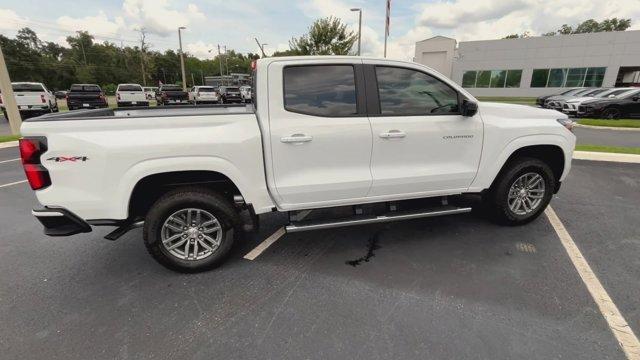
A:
244;210;311;260
546;206;640;359
0;180;27;189
0;158;20;165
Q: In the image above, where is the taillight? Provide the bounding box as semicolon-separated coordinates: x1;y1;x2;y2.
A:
116;93;121;101
19;137;51;190
40;94;46;103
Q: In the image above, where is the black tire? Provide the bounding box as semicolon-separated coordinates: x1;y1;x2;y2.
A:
143;187;241;273
602;107;622;119
484;157;555;226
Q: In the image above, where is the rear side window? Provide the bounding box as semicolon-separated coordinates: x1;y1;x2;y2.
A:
284;65;357;117
375;66;459;116
118;85;142;92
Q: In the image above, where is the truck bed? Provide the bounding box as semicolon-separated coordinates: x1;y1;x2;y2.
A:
25;104;254;122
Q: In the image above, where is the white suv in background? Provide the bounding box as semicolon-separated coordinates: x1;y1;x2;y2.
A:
189;86;220;105
563;88;637;116
1;82;58;119
115;84;149;107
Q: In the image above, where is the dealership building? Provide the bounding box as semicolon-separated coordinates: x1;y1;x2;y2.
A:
414;30;640;97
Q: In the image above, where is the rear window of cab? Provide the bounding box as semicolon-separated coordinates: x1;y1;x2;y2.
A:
118;85;143;92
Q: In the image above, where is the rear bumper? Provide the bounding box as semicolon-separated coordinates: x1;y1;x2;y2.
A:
32;207;92;237
67;100;108;110
117;101;149;107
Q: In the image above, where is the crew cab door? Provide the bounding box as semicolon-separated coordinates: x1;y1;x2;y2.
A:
364;62;483;197
267;60;372;209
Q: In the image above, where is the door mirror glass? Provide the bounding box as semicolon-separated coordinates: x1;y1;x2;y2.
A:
461;100;478;117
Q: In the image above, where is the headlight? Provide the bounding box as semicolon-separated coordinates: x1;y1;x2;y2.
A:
557;118;575;132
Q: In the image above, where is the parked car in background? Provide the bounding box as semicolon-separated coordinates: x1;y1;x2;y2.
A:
143;87;158;100
66;84;108;111
544;88;595;110
189;86;220;105
578;89;640;119
240;86;252;103
563;88;636;116
54;90;68;99
116;84;148;107
156;84;189;106
536;88;584;107
0;82;58;119
218;86;242;104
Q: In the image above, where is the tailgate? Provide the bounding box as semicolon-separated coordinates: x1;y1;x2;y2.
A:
15;92;44;106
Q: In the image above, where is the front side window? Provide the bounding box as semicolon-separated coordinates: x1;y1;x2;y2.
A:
283;65;357;117
375;66;459;116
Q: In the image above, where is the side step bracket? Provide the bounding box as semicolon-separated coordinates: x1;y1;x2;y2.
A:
285;206;471;233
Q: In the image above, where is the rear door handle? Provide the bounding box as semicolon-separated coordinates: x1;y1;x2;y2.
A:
379;130;406;139
280;134;313;144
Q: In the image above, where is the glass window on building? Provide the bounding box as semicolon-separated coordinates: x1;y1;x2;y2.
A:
462;71;477;87
565;68;587;87
475;71;491;88
531;69;549;87
505;70;522;88
547;68;568;87
489;70;507;88
584;67;606;87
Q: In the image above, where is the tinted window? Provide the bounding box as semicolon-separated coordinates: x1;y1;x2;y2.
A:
226;87;240;92
475;71;491;88
161;85;181;91
119;85;142;92
12;84;45;92
531;69;549;87
375;66;459;116
70;84;101;92
284;65;357;117
198;87;215;92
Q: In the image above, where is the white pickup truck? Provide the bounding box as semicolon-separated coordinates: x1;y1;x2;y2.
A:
1;82;58;119
19;57;576;272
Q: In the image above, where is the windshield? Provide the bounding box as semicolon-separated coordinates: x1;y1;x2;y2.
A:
162;85;182;91
620;89;640;99
597;89;628;98
118;85;142;92
12;83;45;92
70;85;101;92
582;89;607;97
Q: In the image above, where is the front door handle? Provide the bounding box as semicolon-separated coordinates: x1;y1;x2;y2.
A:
280;134;313;144
379;130;406;139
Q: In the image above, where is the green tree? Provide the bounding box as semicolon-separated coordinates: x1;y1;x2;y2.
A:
288;16;357;55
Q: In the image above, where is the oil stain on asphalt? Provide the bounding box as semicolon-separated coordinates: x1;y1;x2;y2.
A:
346;230;383;267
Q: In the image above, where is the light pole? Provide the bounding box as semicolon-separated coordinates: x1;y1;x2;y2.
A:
350;8;362;56
178;26;187;91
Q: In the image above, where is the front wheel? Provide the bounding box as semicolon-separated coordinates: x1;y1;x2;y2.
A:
484;157;555;225
602;107;622;119
143;187;240;272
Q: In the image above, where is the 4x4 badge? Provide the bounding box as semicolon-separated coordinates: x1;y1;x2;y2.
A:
47;156;89;162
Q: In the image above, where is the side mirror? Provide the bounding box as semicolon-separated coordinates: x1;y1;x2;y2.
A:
461;99;478;117
633;96;639;102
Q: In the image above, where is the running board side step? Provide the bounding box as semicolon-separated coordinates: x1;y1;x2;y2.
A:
285;206;472;233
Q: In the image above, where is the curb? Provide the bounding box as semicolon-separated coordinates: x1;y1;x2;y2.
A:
574;151;640;164
574;123;640;132
0;141;18;149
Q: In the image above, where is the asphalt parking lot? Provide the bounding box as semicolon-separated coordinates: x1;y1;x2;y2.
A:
0;144;639;360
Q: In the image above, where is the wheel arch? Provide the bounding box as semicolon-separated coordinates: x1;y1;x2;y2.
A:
490;144;566;193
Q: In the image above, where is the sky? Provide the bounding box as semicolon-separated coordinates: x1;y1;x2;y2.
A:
1;0;639;61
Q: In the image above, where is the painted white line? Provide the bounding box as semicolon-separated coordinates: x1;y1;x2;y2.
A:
0;158;20;164
545;206;640;359
574;151;640;164
243;227;286;260
0;141;19;149
244;210;312;260
0;180;27;189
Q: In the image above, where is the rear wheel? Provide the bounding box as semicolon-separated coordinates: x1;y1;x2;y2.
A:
484;157;555;225
143;187;240;273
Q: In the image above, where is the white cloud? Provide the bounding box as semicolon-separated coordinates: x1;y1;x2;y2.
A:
0;9;28;31
56;11;125;36
122;0;206;36
184;40;217;58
